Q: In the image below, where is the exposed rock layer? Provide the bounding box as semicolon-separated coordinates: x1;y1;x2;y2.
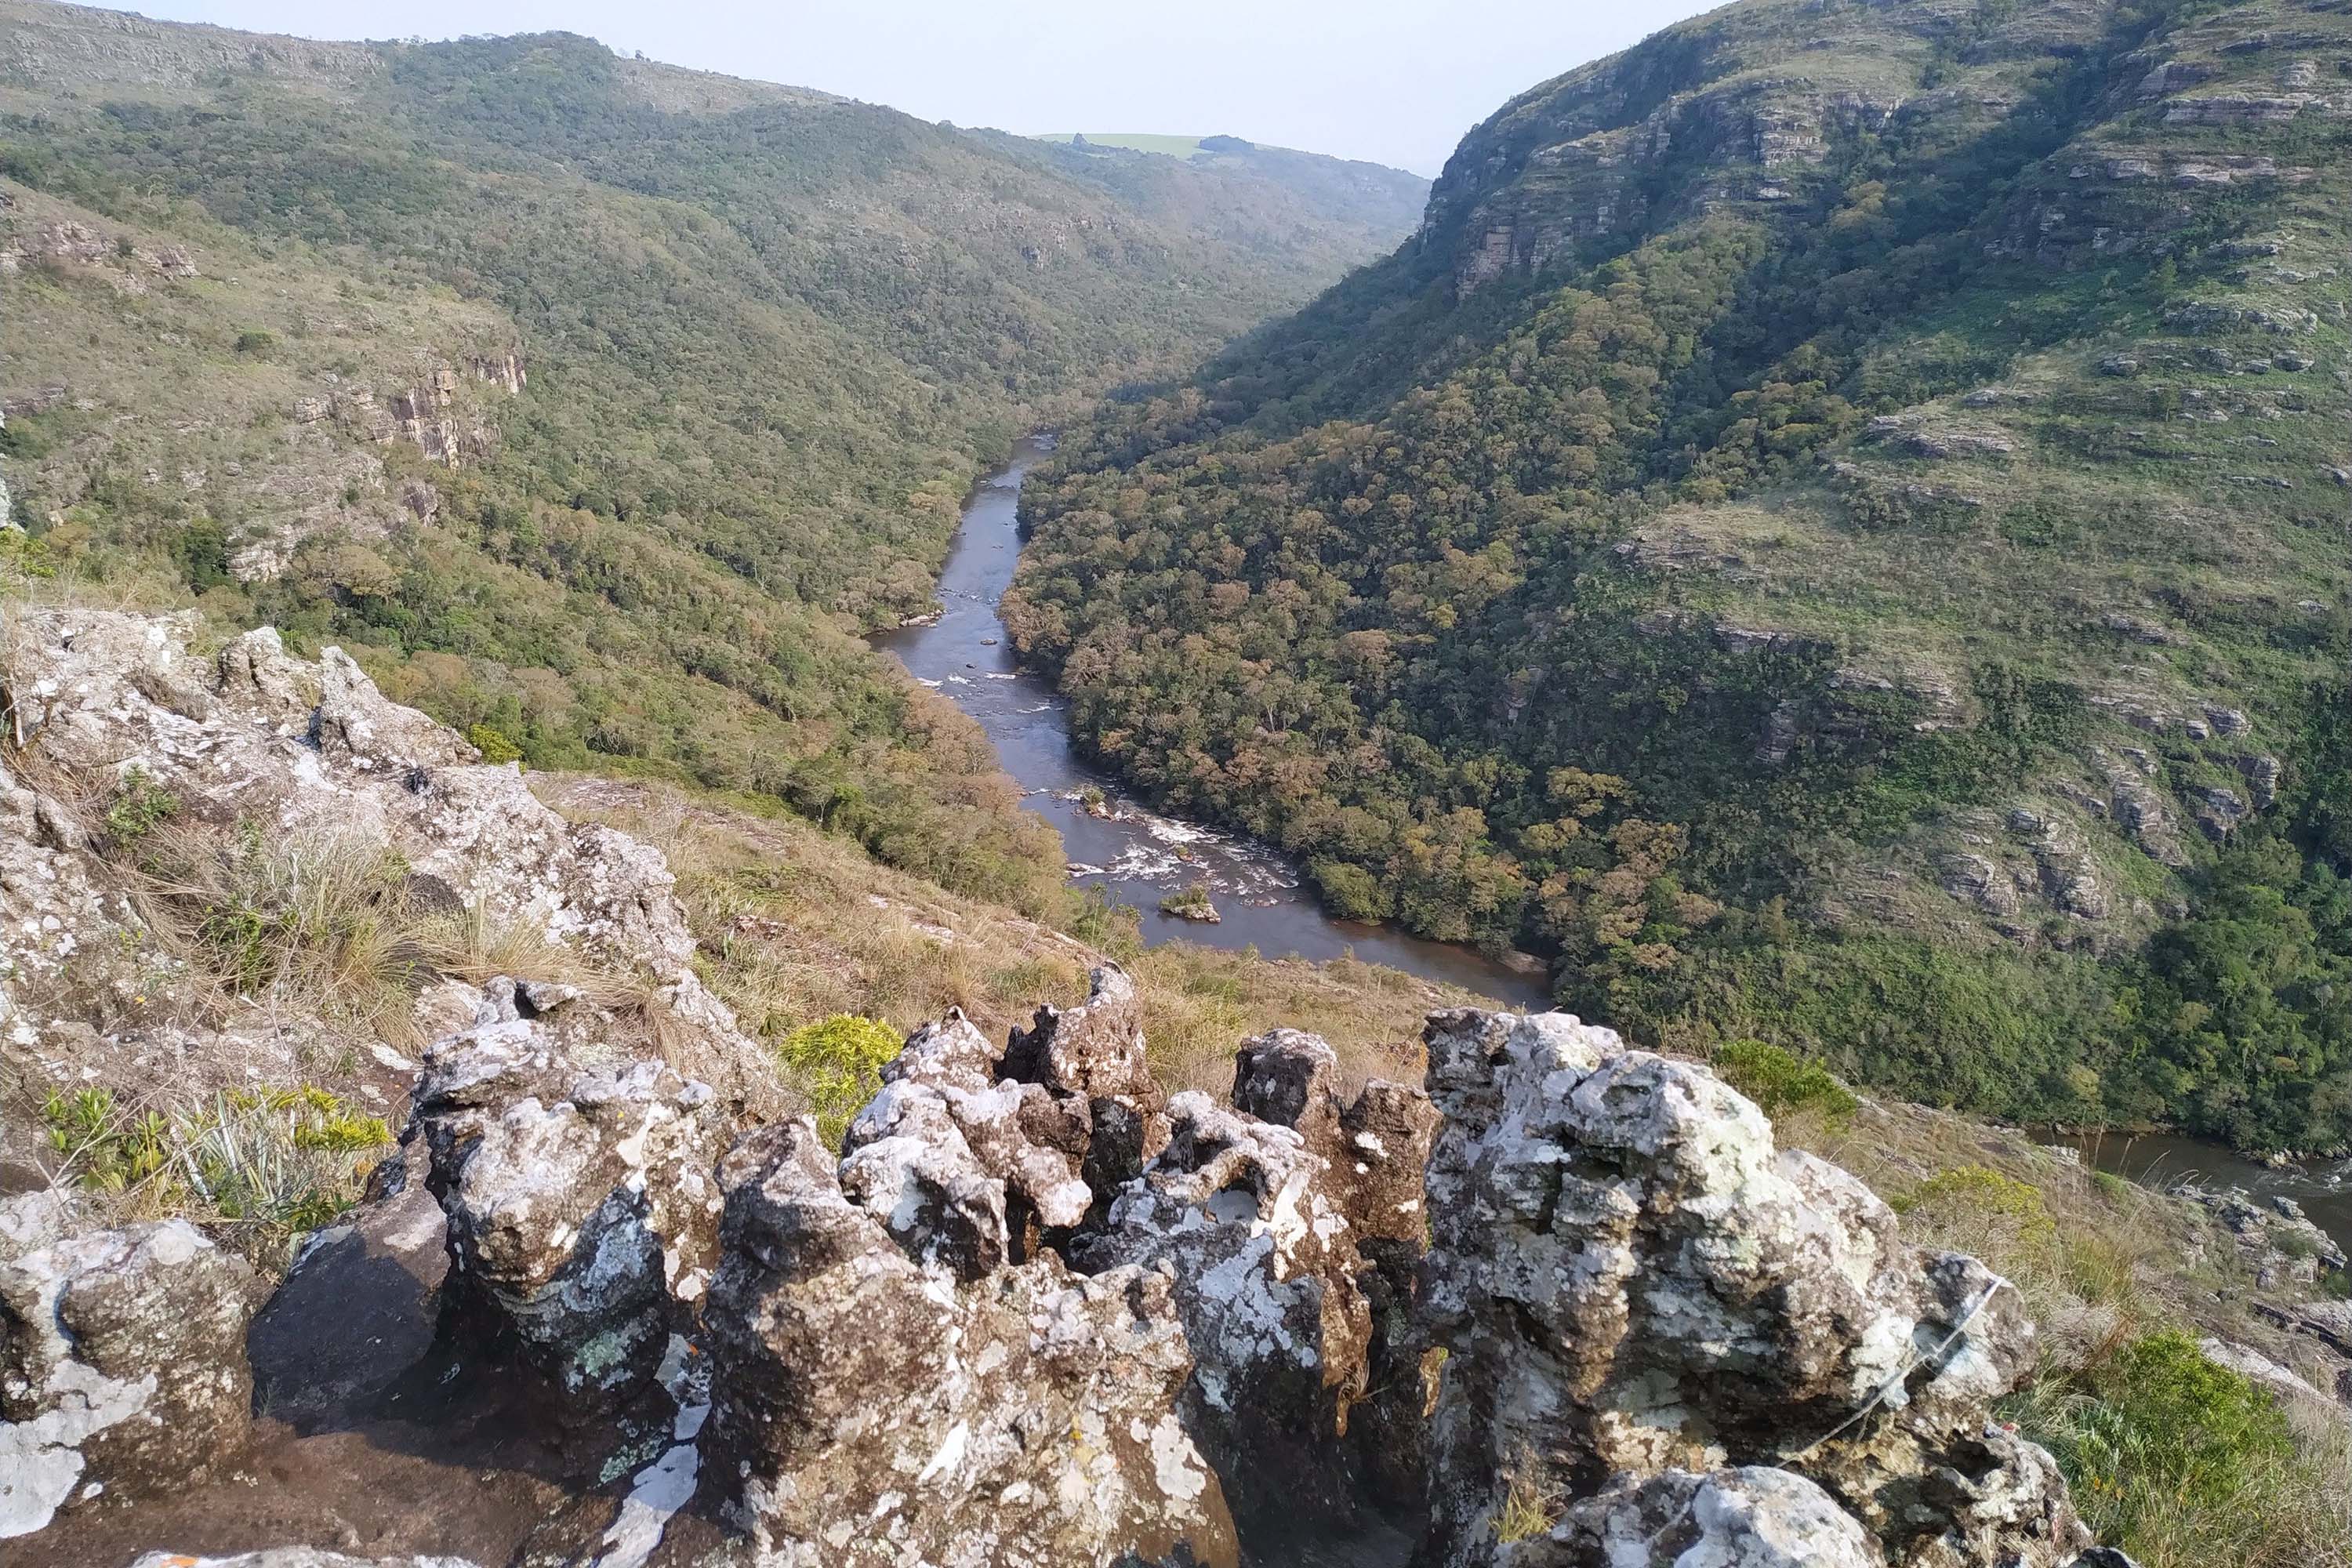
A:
1416;1007;2086;1568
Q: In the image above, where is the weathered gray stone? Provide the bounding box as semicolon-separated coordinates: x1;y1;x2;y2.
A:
411;1011;732;1406
1416;1009;2086;1568
1001;965;1171;1209
130;1554;481;1568
1534;1467;1886;1567
699;1119;1240;1566
1075;1027;1439;1541
0;1198;259;1538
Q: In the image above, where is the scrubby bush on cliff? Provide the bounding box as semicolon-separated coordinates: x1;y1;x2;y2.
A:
2017;1330;2344;1568
774;1014;905;1146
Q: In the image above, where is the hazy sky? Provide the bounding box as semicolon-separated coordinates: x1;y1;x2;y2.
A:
92;0;1720;176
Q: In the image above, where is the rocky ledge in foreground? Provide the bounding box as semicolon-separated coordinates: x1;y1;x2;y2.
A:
0;608;2128;1566
13;994;2125;1567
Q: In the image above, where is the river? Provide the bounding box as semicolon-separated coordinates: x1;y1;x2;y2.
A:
2042;1126;2352;1258
877;441;2352;1258
876;437;1552;1009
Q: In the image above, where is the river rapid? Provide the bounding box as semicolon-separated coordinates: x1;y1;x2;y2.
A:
875;437;1550;1009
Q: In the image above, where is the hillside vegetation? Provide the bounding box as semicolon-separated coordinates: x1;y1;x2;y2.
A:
1007;0;2352;1152
0;0;1422;917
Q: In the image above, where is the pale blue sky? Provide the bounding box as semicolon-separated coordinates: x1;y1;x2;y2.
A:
89;0;1720;176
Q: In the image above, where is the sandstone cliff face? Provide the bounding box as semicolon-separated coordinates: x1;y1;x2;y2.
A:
1416;1;2109;296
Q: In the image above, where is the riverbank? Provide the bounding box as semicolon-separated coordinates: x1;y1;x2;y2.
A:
873;437;1552;1008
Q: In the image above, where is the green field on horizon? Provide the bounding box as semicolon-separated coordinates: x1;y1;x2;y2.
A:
1033;132;1214;157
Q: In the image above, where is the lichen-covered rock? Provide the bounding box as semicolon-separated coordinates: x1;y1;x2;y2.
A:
1536;1467;1886;1567
843;1007;1094;1272
0;608;775;1130
5;608;701;978
2179;1184;2347;1288
1417;1009;2086;1568
410;998;733;1406
698;1119;1240;1567
0;1195;260;1539
1073;1027;1439;1539
1001;965;1171;1208
129;1554;482;1568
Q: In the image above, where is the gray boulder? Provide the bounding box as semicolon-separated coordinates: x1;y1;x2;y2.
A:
698;1119;1240;1566
409;1003;733;1407
1540;1467;1886;1567
0;1193;259;1538
1073;1026;1438;1539
1417;1009;2087;1568
130;1554;481;1568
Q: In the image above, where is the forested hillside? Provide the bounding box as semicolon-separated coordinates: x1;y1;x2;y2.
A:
0;0;1423;916
1008;0;2352;1152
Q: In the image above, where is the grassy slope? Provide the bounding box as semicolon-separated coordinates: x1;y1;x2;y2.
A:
0;0;1422;916
1007;0;2352;1152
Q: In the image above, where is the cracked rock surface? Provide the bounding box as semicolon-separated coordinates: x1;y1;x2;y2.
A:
0;1191;260;1539
1416;1008;2087;1568
409;986;734;1407
697;1117;1240;1567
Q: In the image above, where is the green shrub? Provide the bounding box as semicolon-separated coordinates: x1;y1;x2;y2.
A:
466;723;524;765
773;1014;904;1147
42;1083;390;1262
1893;1163;2058;1248
1714;1038;1860;1124
2027;1330;2299;1559
104;766;180;844
233;328;276;356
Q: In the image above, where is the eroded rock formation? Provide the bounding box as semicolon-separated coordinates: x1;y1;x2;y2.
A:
0;1192;259;1538
1417;1007;2086;1568
697;1117;1240;1566
408;984;734;1407
0;608;2122;1566
1075;1026;1439;1537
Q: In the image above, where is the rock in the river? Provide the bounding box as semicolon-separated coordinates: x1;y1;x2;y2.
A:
409;996;733;1407
0;1193;260;1538
1417;1008;2086;1568
698;1119;1240;1566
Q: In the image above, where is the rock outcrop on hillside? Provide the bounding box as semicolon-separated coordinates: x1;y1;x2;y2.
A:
0;611;2123;1567
1417;1008;2085;1568
411;990;735;1408
699;1116;1240;1566
0;605;771;1116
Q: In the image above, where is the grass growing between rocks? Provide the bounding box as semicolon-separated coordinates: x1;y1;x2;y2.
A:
1795;1094;2352;1566
2010;1331;2352;1568
40;1083;390;1267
